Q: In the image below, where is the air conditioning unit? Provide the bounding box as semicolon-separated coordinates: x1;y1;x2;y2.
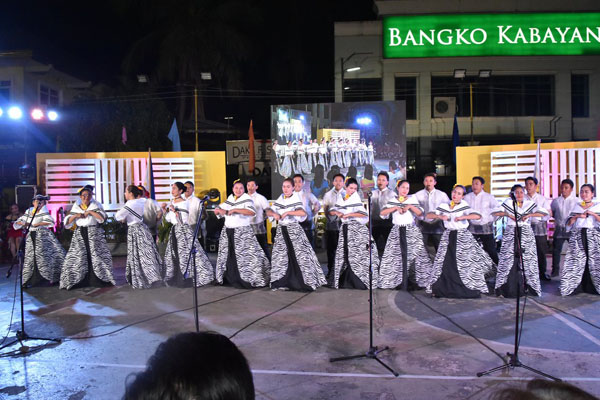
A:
433;97;456;118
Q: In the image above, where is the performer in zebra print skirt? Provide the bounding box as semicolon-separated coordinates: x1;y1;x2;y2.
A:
330;178;378;289
561;184;600;296
60;185;115;289
162;182;214;287
492;184;547;297
267;178;326;291
14;195;65;287
115;185;164;289
215;180;270;288
379;180;432;290
425;185;492;298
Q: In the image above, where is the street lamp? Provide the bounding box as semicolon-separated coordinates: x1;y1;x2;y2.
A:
340;52;373;101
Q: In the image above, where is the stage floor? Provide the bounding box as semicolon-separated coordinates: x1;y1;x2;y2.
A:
0;253;598;400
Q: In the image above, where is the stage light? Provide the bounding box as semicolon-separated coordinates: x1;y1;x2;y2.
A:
31;108;44;120
299;115;305;121
356;116;372;125
453;69;467;79
479;69;492;78
344;86;350;90
346;67;361;72
8;106;23;120
47;110;59;121
0;107;3;118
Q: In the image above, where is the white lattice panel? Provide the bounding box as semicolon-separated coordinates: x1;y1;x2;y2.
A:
45;157;194;218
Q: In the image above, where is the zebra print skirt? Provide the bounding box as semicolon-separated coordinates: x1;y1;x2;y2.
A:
560;228;600;296
126;223;164;289
216;225;270;288
280;156;292;177
427;229;491;296
23;228;66;287
317;153;327;169
378;224;432;290
164;223;214;287
494;225;541;297
332;221;378;289
270;222;326;291
60;226;115;290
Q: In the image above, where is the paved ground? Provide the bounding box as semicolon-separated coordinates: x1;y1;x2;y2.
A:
0;253;598;400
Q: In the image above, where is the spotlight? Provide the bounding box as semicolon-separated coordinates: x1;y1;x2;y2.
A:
299;115;305;121
346;67;361;72
8;106;23;120
0;107;3;118
479;69;492;78
47;110;59;121
344;87;350;90
31;108;44;120
356;116;372;125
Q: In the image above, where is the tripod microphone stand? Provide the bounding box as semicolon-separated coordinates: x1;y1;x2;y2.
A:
183;196;209;333
1;202;61;353
330;192;399;377
477;193;558;380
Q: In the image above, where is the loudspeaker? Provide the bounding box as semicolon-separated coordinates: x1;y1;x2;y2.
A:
15;185;36;211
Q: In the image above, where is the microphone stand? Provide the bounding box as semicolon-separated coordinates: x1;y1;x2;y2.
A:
477;194;558;380
183;196;208;333
1;203;61;353
330;192;399;377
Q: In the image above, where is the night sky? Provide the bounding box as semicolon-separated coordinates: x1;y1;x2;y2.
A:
0;1;376;139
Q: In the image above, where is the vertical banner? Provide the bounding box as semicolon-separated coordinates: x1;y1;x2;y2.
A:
270;101;407;199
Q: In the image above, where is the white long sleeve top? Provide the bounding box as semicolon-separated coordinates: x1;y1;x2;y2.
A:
216;193;256;229
115;199;146;226
568;202;600;229
249;191;269;234
433;201;480;230
551;193;579;237
333;192;368;225
186;195;202;226
496;199;548;227
381;195;422;226
14;205;55;231
268;192;306;225
65;200;106;228
165;199;190;225
464;190;499;232
323;187;345;231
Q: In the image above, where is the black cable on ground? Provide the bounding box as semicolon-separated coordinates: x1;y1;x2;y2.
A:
407;291;507;363
228;292;312;340
530;297;600;330
0;266;20;346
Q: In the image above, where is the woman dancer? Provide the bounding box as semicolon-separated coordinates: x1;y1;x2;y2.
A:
266;178;326;291
560;184;600;296
330;178;378;289
163;182;214;287
214;180;270;288
279;141;294;178
306;139;318;172
296;139;311;174
367;140;375;165
115;185;163;289
379;180;432;290
317;138;328;170
425;185;493;298
60;185;115;289
14;195;65;287
492;184;547;297
5;203;23;262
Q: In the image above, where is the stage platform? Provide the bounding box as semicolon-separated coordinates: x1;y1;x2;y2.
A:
0;253;598;399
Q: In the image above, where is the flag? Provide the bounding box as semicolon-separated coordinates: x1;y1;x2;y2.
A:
530;119;534;144
452;114;460;164
248;120;255;172
167;118;181;151
122;126;127;145
534;139;541;184
148;148;156;200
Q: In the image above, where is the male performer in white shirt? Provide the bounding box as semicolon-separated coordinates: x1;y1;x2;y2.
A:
414;172;450;253
464;176;500;265
246;179;270;256
371;171;395;258
524;176;553;281
184;181;204;237
323;173;345;281
293;174;321;248
550;178;578;277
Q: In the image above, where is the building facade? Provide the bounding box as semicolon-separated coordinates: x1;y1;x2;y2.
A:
335;0;600;180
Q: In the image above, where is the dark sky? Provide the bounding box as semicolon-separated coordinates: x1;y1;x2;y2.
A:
0;1;377;137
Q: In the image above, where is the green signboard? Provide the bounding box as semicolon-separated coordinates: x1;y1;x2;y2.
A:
383;13;600;58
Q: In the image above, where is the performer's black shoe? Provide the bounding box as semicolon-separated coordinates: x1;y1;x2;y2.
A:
551;268;559;277
540;274;551;281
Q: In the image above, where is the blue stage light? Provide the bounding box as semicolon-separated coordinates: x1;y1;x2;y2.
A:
0;107;3;118
8;106;23;120
356;116;372;125
47;110;59;121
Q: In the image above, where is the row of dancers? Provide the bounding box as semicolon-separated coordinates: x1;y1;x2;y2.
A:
11;175;599;298
273;137;375;177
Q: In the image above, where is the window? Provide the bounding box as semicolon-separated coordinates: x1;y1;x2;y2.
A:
431;75;554;117
572;74;589;118
395;77;417;120
40;84;60;107
343;78;382;102
0;80;10;103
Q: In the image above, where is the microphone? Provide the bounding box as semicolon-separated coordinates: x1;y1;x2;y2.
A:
200;195;210;201
509;191;516;201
